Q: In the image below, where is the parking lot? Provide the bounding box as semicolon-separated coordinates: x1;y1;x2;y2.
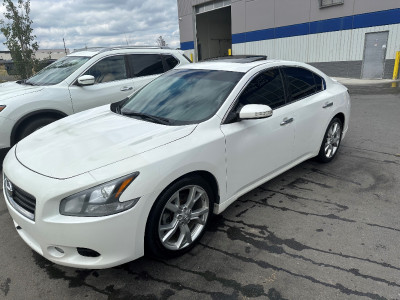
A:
0;82;399;300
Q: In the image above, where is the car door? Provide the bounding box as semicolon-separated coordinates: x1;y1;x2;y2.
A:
220;68;295;198
127;54;166;90
281;66;334;159
68;55;135;113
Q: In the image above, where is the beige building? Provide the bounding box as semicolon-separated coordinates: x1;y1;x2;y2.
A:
0;49;69;61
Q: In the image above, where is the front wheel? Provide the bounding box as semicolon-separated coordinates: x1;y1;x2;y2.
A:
145;175;214;259
317;117;343;163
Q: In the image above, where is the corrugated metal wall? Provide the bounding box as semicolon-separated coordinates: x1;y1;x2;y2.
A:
233;23;400;62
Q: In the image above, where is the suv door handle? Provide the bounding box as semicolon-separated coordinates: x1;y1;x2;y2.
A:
280;117;294;126
323;102;333;108
121;86;133;91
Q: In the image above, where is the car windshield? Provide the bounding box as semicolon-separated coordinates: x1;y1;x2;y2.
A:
121;69;243;125
25;56;90;86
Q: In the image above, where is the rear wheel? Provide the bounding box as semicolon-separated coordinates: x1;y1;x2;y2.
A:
317;117;343;163
18;117;58;141
145;175;214;259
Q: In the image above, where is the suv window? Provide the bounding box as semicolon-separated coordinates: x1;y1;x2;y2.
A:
128;54;164;77
163;55;179;71
84;55;127;84
237;68;286;109
283;67;318;102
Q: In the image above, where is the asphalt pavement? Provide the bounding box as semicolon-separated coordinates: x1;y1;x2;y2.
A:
0;82;399;300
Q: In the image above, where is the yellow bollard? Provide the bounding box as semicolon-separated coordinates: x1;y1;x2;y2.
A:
228;49;232;56
392;51;400;88
190;53;193;62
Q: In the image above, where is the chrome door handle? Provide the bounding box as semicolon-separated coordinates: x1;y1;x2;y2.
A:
121;86;133;91
323;102;333;108
280;117;294;126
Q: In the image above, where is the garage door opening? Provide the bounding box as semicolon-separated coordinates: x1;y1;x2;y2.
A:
196;6;232;61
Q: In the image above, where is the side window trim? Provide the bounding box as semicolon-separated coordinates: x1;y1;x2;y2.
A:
222;66;288;124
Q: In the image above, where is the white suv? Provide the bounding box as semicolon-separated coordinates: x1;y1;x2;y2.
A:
0;46;190;156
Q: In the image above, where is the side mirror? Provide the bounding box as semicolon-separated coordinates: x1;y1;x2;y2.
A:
239;104;273;120
77;75;95;86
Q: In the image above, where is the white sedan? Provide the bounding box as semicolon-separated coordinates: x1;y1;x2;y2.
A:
2;57;350;269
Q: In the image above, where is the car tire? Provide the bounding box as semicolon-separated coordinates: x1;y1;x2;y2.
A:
145;175;214;259
18;117;58;141
317;117;343;163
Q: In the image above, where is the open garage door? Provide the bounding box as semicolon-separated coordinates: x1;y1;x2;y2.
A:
196;5;232;61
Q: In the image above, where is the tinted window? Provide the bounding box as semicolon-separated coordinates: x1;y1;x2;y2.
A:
283;67;317;102
121;69;243;124
313;73;325;91
163;55;179;71
84;56;127;83
238;69;285;109
128;54;164;77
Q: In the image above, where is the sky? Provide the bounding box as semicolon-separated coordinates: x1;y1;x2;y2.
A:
0;0;181;51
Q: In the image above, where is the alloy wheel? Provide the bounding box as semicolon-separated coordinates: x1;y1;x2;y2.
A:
324;121;341;158
158;185;209;250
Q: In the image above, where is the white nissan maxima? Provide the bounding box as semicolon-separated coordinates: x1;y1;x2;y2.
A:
2;57;350;269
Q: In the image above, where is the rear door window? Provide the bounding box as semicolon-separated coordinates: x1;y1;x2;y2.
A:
237;68;286;109
283;67;318;103
128;54;164;77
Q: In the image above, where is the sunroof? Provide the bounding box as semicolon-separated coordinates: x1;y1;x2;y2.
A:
204;55;267;63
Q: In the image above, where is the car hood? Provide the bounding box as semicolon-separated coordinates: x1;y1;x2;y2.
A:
16;106;196;179
0;81;44;101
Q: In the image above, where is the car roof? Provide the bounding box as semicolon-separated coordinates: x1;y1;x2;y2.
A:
68;46;181;58
175;59;286;73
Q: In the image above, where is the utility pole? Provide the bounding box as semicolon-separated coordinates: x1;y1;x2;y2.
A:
63;38;67;55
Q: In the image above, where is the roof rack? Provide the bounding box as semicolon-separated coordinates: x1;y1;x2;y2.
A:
203;55;267;63
72;45;172;53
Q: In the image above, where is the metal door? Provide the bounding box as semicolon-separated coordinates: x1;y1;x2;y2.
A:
361;31;389;79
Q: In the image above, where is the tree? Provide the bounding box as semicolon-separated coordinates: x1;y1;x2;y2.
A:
156;36;167;47
0;0;38;79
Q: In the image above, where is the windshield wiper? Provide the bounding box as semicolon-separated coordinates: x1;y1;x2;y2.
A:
17;79;36;86
121;111;171;125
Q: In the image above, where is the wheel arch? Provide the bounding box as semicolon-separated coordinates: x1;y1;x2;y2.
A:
333;112;345;127
157;170;220;205
11;109;68;145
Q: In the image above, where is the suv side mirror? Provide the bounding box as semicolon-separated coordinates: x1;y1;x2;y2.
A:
77;75;95;86
239;104;273;120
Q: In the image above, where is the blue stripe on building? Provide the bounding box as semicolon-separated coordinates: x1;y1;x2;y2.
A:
180;41;194;50
181;8;400;50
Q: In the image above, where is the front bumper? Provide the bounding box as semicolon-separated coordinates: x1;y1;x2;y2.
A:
2;150;154;269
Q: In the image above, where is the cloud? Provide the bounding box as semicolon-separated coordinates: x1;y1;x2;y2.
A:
0;0;180;51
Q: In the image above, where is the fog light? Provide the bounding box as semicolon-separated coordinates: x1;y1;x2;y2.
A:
77;247;100;257
47;246;65;258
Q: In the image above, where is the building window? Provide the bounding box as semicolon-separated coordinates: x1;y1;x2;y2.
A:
320;0;344;8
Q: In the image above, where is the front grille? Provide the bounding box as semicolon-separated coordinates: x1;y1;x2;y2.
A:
4;176;36;220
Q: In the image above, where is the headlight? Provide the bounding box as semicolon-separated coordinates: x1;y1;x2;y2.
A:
60;172;139;217
0;105;6;112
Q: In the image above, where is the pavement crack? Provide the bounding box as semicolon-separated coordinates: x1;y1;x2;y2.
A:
0;278;11;296
199;243;387;300
156;260;269;298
